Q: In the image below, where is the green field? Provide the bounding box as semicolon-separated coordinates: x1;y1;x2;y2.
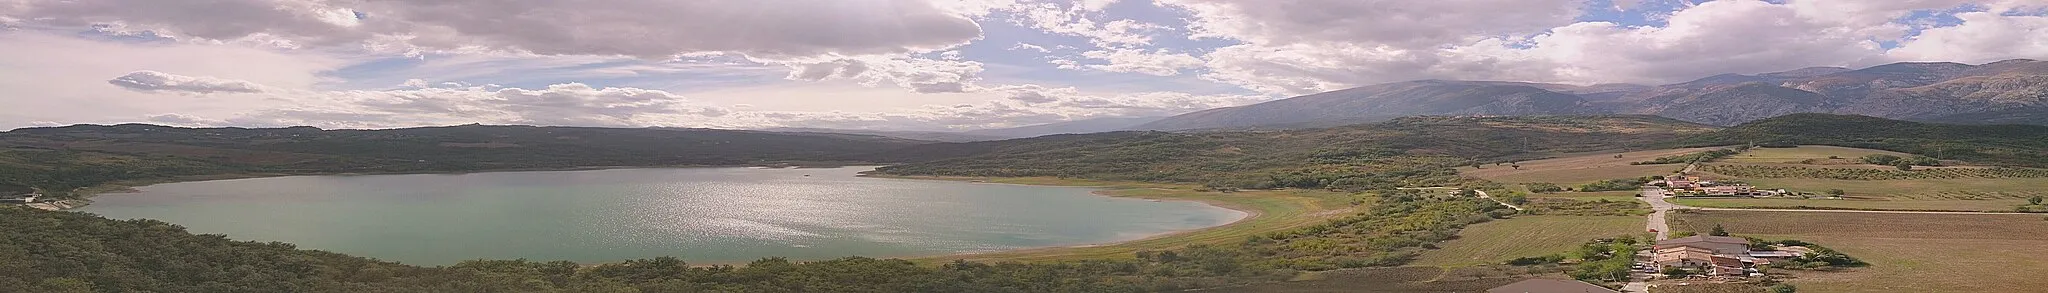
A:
1673;197;2034;212
1462;148;1708;185
1216;267;1531;293
1686;144;2048;212
894;176;1360;263
1528;190;1641;202
1410;215;1644;267
1716;145;1911;164
1671;210;2048;293
1677;176;2048;212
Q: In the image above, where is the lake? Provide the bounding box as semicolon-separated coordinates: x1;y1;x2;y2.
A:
79;167;1244;265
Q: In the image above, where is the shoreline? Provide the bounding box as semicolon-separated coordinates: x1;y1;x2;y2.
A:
867;174;1353;263
62;168;1289;268
47;163;884;210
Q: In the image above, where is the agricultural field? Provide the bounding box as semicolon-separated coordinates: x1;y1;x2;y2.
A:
1715;145;1912;165
1702;164;2048;180
1527;190;1640;202
1690;145;2048;212
1682;174;2048;212
1461;148;1712;185
1670;210;2048;293
1217;267;1532;293
1410;215;1644;267
1671;196;2033;212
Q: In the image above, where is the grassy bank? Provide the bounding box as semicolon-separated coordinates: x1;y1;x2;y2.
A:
867;175;1360;264
1409;215;1645;267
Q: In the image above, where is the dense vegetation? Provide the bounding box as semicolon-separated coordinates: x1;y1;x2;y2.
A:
1505;237;1642;283
1741;238;1865;270
1702;164;2048;180
876;116;1716;190
1576;177;1656;192
0;190;1508;292
1683;114;2048;168
0;124;928;196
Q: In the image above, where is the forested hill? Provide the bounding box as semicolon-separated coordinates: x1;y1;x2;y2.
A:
0;124;931;194
873;115;1718;190
1682;113;2048;168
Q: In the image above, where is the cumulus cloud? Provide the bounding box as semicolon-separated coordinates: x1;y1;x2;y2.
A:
98;70;1241;131
107;71;269;94
1888;11;2048;63
1074;48;1205;76
145;113;228;126
1;0;985;59
773;55;985;93
1163;0;2048;94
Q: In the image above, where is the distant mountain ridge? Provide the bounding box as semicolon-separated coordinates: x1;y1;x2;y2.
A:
1135;59;2048;130
760;116;1164;141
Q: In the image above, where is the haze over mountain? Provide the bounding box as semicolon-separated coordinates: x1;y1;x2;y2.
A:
1135;60;2048;130
760;116;1164;141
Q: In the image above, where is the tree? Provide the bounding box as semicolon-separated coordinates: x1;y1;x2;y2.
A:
1671;231;1698;238
1660;267;1692;278
2030;196;2044;206
1861;154;1902;165
1709;224;1731;237
1826;189;1846;196
1894;160;1914;171
1771;284;1799;293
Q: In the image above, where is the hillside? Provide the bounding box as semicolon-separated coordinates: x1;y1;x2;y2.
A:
758;127;1007;142
1681;113;2048;168
0;124;930;194
962;116;1164;138
876;115;1717;190
1137;59;2048;130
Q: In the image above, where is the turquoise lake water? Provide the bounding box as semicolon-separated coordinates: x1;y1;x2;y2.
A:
80;167;1244;265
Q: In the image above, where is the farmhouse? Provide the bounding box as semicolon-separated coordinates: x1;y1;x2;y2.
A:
1701;185;1757;196
1664;175;1699;189
1651;236;1760;276
1487;278;1619;293
0;193;39;204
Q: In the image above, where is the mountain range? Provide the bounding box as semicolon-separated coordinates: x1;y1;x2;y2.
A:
1133;59;2048;130
760;116;1162;142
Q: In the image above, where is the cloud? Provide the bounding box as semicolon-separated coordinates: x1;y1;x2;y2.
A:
1009;1;1168;48
2;0;986;59
107;71;268;94
772;54;985;93
1171;0;2048;94
96;70;1240;131
1011;42;1052;53
1887;11;2048;63
1073;48;1205;76
145;113;228;126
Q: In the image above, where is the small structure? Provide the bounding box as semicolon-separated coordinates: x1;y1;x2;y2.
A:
1652;236;1760;277
0;193;39;204
1488;278;1620;293
1664;175;1701;189
1701;185;1756;196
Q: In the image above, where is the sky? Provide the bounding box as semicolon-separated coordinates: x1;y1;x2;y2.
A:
2;0;2045;131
